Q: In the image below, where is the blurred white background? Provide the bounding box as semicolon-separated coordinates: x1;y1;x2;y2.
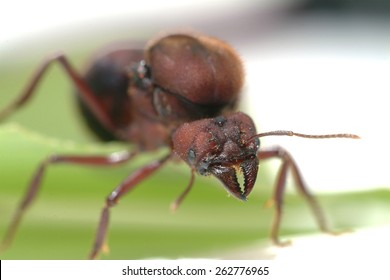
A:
0;0;389;194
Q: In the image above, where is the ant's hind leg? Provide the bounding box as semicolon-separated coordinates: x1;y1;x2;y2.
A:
0;53;118;135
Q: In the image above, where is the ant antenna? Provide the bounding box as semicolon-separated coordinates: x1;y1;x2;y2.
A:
248;130;360;141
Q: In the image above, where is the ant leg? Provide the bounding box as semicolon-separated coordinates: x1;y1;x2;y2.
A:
258;146;331;246
0;53;116;135
170;168;195;212
89;154;170;259
0;150;136;252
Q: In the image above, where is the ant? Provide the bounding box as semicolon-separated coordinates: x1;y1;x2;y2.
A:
0;31;359;259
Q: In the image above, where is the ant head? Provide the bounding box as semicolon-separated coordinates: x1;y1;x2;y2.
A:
172;112;260;200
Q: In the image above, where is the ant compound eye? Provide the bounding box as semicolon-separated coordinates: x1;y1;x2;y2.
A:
187;148;196;165
214;115;227;127
251;138;260;150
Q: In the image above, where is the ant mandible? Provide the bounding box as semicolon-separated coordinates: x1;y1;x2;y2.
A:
0;31;359;259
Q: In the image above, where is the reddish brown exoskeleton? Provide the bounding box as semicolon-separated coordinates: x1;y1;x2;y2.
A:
0;31;359;259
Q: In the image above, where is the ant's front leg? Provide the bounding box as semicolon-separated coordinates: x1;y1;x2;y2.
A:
89;154;170;260
0;150;137;253
258;146;333;246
